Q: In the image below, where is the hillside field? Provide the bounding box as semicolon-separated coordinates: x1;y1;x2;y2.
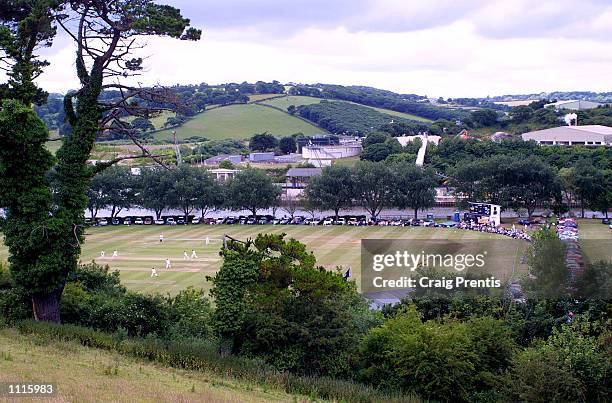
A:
0;328;298;402
1;225;529;296
262;96;434;123
153;104;324;141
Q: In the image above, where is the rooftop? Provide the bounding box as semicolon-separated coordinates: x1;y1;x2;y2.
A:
286;168;323;177
522;125;612;144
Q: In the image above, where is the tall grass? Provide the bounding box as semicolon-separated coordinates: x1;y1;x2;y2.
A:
17;321;419;403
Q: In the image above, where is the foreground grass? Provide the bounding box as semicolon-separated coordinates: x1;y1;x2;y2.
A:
0;225;528;296
0;328;295;403
153;104;323;141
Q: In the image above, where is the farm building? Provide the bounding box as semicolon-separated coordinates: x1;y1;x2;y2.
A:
301;144;362;159
521;125;612;146
285;168;322;189
203;154;242;166
249;152;275;162
545;100;604;110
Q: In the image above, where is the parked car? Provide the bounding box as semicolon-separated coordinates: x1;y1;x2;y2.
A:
246;217;257;225
258;217;269;225
165;217;176;226
291;216;304;225
440;221;457;228
516;219;530;226
335;218;346;225
111;218;120;225
144;218;153;225
323;218;334;226
124;218;132;225
134;218;144;225
155;219;165;225
215;217;225;225
272;218;282;225
191;217;201;225
85;218;95;226
177;217;186;225
279;217;290;225
602;218;610;225
98;219;108;226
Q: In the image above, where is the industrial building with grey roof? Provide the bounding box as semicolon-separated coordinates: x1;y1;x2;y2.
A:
521;125;612;146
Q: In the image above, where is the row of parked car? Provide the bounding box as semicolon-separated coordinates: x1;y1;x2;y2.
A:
89;215;444;227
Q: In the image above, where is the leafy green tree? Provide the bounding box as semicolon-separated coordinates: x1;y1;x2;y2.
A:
524;228;569;299
139;167;173;219
573;159;605;218
210;234;378;377
279;136;297;154
353;161;393;219
1;1;199;322
286;104;296;115
470;109;499;127
506;322;610;403
165;165;210;219
249;132;278;152
359;306;515;401
305;165;353;219
218;159;235;169
88;165;137;218
391;163;437;219
509;105;534;123
362;132;389;148
226;169;281;217
131;117;154;133
360;142;395;162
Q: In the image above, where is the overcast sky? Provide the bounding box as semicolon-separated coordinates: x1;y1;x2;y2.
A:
32;0;612;97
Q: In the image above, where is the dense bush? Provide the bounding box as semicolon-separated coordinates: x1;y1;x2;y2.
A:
505;321;611;402
210;234;382;378
358;306;516;401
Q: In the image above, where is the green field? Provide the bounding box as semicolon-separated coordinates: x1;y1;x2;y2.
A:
153;104;324;141
0;328;297;402
262;96;433;123
0;225;528;296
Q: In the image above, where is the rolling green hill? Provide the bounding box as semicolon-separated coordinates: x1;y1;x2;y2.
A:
153;103;325;141
261;95;433;123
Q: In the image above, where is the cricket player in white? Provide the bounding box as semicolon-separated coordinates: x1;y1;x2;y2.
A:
112;250;118;258
165;258;171;269
100;251;105;258
151;267;158;277
159;234;164;243
191;249;198;259
183;251;189;260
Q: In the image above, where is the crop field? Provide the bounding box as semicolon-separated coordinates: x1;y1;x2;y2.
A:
1;225;531;296
262;96;434;123
152;104;324;141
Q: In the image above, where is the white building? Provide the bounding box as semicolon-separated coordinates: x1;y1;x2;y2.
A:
210;168;241;181
301;144;362;159
522;125;612;147
395;135;441;147
545;100;604;111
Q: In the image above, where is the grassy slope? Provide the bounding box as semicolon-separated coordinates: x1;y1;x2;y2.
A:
153;104;324;141
262;96;434;123
1;225;528;296
0;328;297;403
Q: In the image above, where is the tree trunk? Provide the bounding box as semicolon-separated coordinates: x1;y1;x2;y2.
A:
251;208;257;218
32;290;62;323
334;208;339;220
581;198;585;218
